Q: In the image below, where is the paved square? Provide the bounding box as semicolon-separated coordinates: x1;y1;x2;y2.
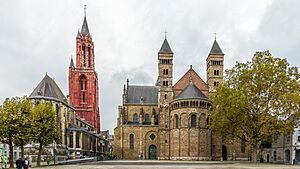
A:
32;161;300;169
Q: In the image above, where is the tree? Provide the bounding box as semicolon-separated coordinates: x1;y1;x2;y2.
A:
0;97;32;167
31;102;60;166
210;51;300;162
13;98;33;159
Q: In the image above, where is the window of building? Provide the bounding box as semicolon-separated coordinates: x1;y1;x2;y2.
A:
191;114;197;127
76;133;80;148
163;69;168;75
69;135;73;148
88;46;91;67
175;115;179;128
214;70;220;76
214;81;219;87
80;76;87;103
286;135;291;143
163;81;168;86
274;151;277;161
129;134;134;150
82;44;86;67
133;113;139;123
145;114;150;123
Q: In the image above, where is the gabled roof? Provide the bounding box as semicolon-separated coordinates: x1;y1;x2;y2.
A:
176;82;208;100
209;40;223;55
126;85;158;104
81;16;90;36
159;38;173;54
29;74;68;104
173;66;209;97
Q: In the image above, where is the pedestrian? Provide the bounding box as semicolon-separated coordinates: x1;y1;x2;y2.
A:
16;158;22;169
23;158;29;169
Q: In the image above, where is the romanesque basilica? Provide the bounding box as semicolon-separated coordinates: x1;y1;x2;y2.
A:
114;37;250;160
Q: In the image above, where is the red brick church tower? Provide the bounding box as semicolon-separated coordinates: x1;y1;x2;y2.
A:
68;8;100;133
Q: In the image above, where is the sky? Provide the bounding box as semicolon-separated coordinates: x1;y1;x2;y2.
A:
1;0;300;133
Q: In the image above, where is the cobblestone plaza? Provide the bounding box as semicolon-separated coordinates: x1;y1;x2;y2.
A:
33;161;300;169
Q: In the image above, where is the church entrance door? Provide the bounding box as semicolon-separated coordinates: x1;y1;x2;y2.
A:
222;145;227;161
149;145;157;160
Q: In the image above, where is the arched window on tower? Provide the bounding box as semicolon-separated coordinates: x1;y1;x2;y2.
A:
88;45;91;67
129;134;134;150
80;76;87;103
82;44;86;67
133;113;139;123
175;115;179;128
145;114;150;124
191;114;197;127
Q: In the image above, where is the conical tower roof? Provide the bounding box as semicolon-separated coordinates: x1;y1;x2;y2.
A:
176;82;207;100
159;38;173;54
81;16;90;36
209;40;223;55
69;57;74;68
29;74;68;104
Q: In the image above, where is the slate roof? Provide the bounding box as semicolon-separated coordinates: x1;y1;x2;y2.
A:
159;38;173;54
81;16;90;36
175;82;208;100
209;40;223;55
29;74;68;104
127;86;158;104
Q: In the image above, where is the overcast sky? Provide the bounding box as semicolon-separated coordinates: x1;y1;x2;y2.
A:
1;0;299;133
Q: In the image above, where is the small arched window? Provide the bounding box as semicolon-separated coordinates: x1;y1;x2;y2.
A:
175;115;179;128
191;114;197;127
88;45;91;67
80;76;87;103
129;134;134;150
133;113;139;123
82;44;86;67
145;114;150;123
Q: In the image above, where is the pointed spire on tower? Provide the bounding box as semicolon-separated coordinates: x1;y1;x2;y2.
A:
76;29;81;38
159;33;173;54
81;5;90;36
209;39;223;55
69;56;74;68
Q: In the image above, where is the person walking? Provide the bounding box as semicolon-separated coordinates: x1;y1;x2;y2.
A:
16;158;22;169
23;158;29;169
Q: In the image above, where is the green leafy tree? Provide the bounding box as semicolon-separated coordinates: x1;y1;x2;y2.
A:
14;97;33;159
31;102;60;166
0;97;32;167
210;51;300;162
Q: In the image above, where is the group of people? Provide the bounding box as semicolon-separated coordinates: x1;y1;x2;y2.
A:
16;158;30;169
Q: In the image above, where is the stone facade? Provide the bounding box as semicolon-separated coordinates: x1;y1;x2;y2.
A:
264;122;300;164
114;37;250;161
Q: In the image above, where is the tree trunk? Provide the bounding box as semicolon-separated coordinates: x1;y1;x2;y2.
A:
37;143;43;166
252;145;257;162
20;139;24;159
8;138;13;168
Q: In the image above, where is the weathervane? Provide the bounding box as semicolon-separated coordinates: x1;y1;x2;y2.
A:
84;5;87;17
214;32;217;40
